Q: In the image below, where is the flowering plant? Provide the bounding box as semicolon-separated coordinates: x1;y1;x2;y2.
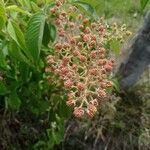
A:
45;0;131;118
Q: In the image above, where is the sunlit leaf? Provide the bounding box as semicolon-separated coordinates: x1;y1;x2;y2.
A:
6;5;31;16
0;1;6;31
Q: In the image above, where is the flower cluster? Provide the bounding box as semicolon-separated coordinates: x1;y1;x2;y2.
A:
45;0;125;118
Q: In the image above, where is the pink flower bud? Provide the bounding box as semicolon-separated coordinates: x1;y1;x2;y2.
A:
84;27;91;34
89;68;98;76
61;10;67;17
97;59;106;66
105;65;113;72
77;82;85;91
88;104;97;113
55;43;63;50
61;67;69;74
63;42;70;49
90;51;97;59
97;89;106;97
78;14;83;20
79;55;86;62
91;35;97;41
83;18;89;25
72;64;78;70
89;99;98;106
63;56;70;63
64;79;73;89
79;25;84;30
77;42;83;48
69;22;75;28
66;99;74;107
73;50;80;56
91;22;97;28
73;107;84;118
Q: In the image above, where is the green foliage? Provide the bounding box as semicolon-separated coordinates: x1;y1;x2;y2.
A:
26;13;45;64
140;0;150;12
0;1;7;31
0;1;74;149
72;0;98;20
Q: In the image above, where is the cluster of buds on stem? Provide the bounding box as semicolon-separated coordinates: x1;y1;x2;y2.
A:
45;0;128;118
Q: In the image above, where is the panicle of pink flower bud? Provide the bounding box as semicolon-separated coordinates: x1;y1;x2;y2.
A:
44;1;123;118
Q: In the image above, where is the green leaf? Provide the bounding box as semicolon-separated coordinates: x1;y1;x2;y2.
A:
7;20;26;50
6;5;31;16
26;13;45;63
49;23;56;42
0;82;8;95
8;41;32;66
0;2;6;31
0;49;7;68
28;100;49;115
72;1;98;20
109;39;121;56
7;92;21;110
140;0;149;12
42;23;56;46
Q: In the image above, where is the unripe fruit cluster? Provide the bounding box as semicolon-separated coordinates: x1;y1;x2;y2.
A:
45;0;127;118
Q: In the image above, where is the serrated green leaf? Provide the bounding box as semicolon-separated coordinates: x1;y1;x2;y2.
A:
26;13;45;63
72;1;98;20
7;20;26;50
7;92;21;110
